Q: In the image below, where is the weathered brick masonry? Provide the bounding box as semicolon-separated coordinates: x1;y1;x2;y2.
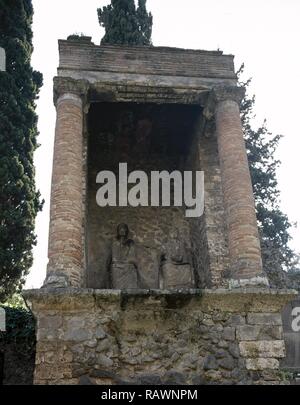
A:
47;93;84;287
213;86;264;282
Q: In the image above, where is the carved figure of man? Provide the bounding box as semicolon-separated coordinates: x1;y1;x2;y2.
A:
110;223;138;289
161;228;195;289
166;228;190;265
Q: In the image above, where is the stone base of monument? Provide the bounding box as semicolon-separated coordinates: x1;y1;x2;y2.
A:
161;263;194;289
23;288;296;385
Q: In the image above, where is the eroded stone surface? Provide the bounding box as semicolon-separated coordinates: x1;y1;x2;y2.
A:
23;288;295;385
245;358;279;371
239;341;285;359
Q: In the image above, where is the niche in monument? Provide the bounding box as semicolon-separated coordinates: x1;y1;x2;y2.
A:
86;102;207;290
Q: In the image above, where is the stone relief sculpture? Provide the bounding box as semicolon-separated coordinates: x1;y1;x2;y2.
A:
134;243;160;289
161;228;195;289
110;223;138;289
108;224;194;290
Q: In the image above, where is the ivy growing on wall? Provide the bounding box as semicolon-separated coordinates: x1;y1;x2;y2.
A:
0;306;36;357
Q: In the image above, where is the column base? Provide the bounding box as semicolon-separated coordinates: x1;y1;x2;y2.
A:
229;275;270;289
42;273;70;289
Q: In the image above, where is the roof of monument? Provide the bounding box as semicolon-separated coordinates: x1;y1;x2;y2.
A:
57;38;237;83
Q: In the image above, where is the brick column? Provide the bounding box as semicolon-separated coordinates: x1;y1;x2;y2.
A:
44;79;88;288
211;85;268;287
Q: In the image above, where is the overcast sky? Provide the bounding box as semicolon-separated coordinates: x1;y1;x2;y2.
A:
26;0;300;288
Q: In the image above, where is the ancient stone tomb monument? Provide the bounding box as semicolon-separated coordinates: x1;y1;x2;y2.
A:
24;37;296;385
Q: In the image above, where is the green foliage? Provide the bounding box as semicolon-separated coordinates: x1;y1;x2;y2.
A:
0;0;43;302
98;0;153;45
279;370;294;382
0;306;36;357
67;33;89;41
3;293;26;308
238;64;297;275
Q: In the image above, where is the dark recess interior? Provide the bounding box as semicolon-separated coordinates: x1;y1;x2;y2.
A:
86;102;204;289
88;102;200;172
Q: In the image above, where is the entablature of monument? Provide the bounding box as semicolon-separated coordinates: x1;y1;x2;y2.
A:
53;76;211;106
57;69;237;93
54;38;237;106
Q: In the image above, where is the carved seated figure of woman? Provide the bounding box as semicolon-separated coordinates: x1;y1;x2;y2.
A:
110;223;138;289
161;228;195;289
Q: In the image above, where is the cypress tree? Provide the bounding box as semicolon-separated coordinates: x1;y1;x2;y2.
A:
0;0;43;301
98;0;153;45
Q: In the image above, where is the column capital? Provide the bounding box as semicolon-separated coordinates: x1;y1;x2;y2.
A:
53;76;89;107
203;85;245;120
212;85;245;104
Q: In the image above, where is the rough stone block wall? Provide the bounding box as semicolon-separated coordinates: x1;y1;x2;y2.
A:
24;289;295;385
184;118;210;288
198;133;230;287
184;116;229;289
